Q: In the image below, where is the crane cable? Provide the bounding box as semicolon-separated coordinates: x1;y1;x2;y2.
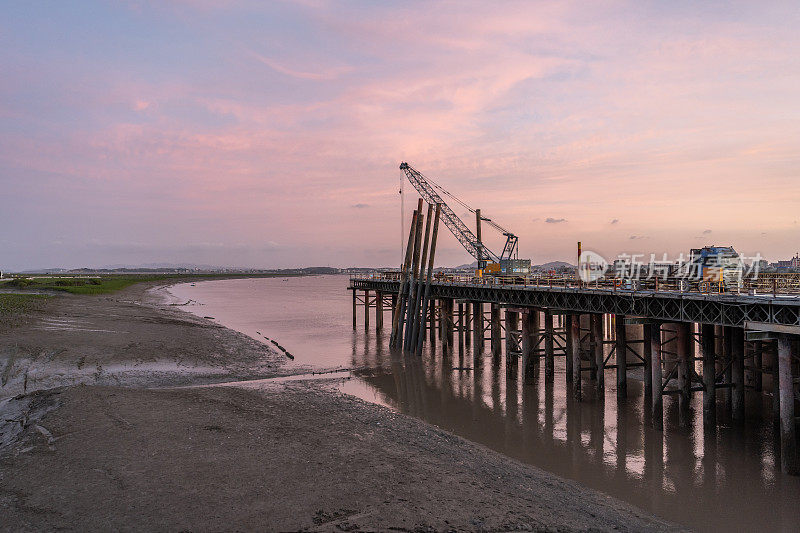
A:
414;169;512;235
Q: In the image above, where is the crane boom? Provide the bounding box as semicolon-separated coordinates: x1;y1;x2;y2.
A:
400;162;500;263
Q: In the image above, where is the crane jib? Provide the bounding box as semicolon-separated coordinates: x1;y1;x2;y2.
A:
400;162;517;263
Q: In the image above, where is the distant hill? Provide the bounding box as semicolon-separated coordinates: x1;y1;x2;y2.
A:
449;260;575;271
534;261;575;270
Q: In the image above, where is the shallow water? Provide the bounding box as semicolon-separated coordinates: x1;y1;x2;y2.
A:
170;275;800;532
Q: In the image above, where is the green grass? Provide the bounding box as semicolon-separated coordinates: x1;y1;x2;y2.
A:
3;273;304;295
0;293;50;316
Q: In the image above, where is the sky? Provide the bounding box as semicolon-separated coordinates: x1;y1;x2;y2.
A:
1;1;799;270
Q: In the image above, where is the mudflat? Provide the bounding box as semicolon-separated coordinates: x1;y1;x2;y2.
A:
0;283;681;531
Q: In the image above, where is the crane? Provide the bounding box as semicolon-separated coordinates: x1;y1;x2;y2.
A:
399;162;527;274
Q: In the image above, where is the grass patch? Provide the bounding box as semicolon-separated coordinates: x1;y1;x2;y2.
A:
0;294;50;316
3;273;304;295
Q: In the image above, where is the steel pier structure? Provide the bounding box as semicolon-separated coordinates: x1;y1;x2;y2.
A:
349;275;800;475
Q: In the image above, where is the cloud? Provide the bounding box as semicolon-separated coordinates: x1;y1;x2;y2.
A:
629;235;646;240
3;2;800;269
244;48;352;81
702;229;712;234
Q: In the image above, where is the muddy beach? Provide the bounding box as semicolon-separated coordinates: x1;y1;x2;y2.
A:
0;283;679;531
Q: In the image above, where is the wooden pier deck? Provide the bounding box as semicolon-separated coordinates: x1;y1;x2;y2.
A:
349;274;800;475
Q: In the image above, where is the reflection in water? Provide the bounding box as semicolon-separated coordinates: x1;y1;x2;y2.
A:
350;328;800;532
173;276;800;532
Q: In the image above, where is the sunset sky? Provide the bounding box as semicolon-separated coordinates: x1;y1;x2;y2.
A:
2;1;799;270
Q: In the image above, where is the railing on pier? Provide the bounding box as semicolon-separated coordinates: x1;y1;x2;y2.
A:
350;271;800;296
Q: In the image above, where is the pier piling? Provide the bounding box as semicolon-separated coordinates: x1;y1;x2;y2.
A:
615;315;627;399
473;302;484;356
571;314;582;399
651;322;663;429
491;304;502;360
732;327;745;422
544;310;554;380
701;323;716;427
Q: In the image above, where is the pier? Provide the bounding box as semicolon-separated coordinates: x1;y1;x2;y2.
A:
349;273;800;475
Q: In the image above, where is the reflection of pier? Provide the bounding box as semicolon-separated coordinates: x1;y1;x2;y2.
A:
349;330;800;531
350;276;800;477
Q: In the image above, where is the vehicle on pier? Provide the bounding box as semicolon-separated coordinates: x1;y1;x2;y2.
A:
684;245;743;292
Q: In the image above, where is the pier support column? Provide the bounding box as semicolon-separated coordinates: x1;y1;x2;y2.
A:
441;299;453;351
457;302;464;348
651;322;663;429
505;308;519;365
544;310;554;380
521;309;536;379
643;323;653;400
491;304;502;360
571;314;582;400
593;314;604;392
376;290;383;331
364;290;370;331
428;299;436;343
391;293;397;322
472;302;484;355
615;315;627;399
777;333;798;475
506;309;520;380
753;340;763;392
352;289;357;331
677;322;692;425
565;314;574;383
701;323;717;427
732;327;745;423
465;304;472;343
723;326;733;415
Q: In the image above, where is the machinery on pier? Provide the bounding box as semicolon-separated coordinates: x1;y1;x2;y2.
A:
399;162;530;276
685;245;743;290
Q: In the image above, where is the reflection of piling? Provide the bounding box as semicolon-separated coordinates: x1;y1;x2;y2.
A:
777;333;798;474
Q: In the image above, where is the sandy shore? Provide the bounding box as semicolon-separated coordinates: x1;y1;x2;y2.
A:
0;283;682;531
